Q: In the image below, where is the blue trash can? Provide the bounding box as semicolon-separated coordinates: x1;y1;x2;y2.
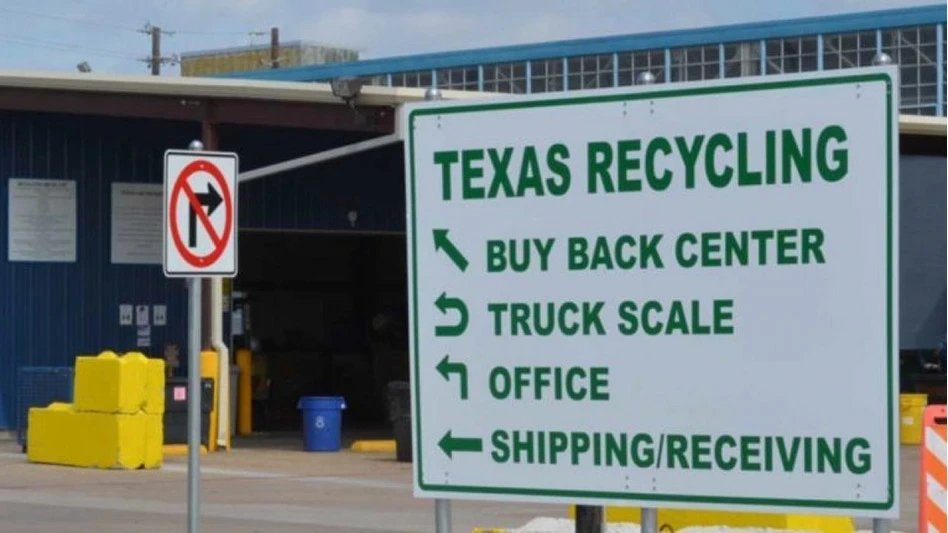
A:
298;396;346;452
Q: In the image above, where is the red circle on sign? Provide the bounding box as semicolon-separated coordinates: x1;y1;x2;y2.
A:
169;159;233;269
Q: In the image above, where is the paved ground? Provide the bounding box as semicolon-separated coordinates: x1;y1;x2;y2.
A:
0;437;921;532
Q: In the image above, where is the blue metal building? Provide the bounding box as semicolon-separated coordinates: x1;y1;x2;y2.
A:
0;5;945;431
217;4;947;117
0;74;419;429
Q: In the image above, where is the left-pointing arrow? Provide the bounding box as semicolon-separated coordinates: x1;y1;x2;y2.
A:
438;430;482;459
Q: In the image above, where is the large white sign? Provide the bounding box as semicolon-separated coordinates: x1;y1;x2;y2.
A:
163;150;238;278
8;178;77;262
111;182;163;264
403;68;898;516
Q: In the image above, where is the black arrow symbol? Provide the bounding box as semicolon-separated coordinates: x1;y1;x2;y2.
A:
189;183;223;248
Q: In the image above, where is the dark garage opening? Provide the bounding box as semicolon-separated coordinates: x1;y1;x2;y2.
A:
234;230;409;433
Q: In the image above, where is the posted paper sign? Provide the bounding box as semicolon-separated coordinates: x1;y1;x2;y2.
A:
153;305;167;326
402;68;898;516
8;179;76;262
111;183;163;264
136;305;149;326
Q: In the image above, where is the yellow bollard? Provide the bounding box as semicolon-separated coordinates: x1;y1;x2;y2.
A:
236;349;253;436
899;393;928;444
200;350;220;452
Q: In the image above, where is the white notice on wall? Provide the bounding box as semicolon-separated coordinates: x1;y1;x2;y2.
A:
153;305;166;326
111;182;163;264
119;304;133;326
137;325;151;348
8;178;77;262
136;305;149;326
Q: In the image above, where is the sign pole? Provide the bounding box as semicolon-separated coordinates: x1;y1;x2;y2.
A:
186;138;205;533
641;508;658;533
574;505;604;533
164;140;238;533
434;499;452;533
187;276;202;533
871;519;890;533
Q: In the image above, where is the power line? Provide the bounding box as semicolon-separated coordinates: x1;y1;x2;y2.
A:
172;29;268;36
0;6;266;38
0;32;138;60
0;6;139;32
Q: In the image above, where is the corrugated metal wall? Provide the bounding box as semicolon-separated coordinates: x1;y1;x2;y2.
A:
0;111;201;428
6;108;937;430
0;112;404;429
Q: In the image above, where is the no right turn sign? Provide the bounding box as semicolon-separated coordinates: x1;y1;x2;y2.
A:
163;150;239;278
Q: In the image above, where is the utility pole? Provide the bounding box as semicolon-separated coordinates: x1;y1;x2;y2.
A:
270;27;280;69
139;23;177;76
151;25;161;75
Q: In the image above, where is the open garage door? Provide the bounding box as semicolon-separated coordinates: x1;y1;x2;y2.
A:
233;230;408;433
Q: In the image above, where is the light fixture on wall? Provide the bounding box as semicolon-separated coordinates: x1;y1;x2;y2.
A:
330;77;365;107
425;86;443;101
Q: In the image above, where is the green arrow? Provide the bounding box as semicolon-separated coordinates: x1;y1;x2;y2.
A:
433;229;469;272
436;355;468;399
434;293;468;337
438;430;483;458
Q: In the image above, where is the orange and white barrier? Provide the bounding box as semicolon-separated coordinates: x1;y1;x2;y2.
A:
919;404;947;533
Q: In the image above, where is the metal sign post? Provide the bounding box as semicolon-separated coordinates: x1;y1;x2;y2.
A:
435;499;452;533
186;139;204;533
164;140;240;533
641;508;657;533
187;276;202;532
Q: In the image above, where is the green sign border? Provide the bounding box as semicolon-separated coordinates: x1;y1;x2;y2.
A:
406;72;895;512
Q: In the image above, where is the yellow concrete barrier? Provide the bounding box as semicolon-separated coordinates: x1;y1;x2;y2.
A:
144;413;163;468
350;440;396;453
74;351;148;414
28;403;148;469
142;355;166;415
27;351;165;470
162;444;208;456
568;506;854;533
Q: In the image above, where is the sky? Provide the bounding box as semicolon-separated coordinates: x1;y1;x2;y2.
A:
0;0;938;75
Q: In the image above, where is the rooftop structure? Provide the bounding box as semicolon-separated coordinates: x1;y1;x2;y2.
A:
214;4;947;116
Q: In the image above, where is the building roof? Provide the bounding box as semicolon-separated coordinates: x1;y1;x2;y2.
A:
0;69;482;107
0;69;941;137
214;4;946;82
899;115;948;137
180;40;360;60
